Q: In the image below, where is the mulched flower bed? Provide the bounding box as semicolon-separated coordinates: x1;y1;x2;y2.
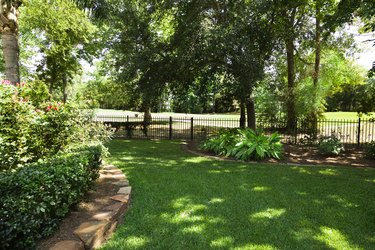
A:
185;141;375;168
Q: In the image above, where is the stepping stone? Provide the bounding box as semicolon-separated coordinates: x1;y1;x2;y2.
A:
102;202;127;220
117;186;132;195
74;221;111;249
101;169;123;175
50;240;84;250
93;211;116;221
113;180;129;186
103;165;116;170
108;174;126;180
110;194;130;203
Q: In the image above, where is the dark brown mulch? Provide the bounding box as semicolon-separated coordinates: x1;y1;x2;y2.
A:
185;141;375;168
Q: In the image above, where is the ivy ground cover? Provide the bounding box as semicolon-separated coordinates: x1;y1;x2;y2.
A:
102;140;375;250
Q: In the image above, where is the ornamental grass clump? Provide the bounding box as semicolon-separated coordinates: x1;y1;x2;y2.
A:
202;128;283;161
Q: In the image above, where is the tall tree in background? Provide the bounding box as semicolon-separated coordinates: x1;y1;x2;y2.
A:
20;0;97;102
0;0;22;84
275;0;309;132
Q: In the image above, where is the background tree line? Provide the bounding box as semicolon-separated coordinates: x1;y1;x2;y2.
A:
1;0;374;129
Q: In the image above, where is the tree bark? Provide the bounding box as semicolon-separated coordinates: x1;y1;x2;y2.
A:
239;100;246;128
311;2;321;120
286;36;296;133
313;5;321;88
1;32;20;84
246;98;256;130
143;105;152;124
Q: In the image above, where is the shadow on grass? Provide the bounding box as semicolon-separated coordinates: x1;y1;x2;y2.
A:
102;140;375;250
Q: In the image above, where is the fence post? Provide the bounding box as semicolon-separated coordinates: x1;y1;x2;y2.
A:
190;117;194;141
357;117;361;147
127;115;129;122
169;116;173;140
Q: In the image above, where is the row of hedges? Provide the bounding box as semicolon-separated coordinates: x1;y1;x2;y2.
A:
0;143;105;249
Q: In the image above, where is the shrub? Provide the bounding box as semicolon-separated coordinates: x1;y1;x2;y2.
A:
0;143;104;249
364;141;375;159
0;82;113;171
231;129;283;161
317;135;344;156
201;128;238;155
201;128;283;161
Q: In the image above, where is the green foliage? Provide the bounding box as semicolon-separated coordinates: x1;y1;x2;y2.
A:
318;135;345;156
18;80;50;107
364;141;375;159
201;128;238;156
202;128;283;161
19;0;98;100
0;143;103;249
232;129;284;161
0;82;113;171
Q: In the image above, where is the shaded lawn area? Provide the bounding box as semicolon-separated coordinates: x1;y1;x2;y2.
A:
102;140;375;250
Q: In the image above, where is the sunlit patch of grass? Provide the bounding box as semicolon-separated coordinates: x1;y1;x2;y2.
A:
101;140;375;250
249;208;286;220
314;226;361;250
318;168;338;176
232;243;277;250
252;186;271;192
210;236;234;248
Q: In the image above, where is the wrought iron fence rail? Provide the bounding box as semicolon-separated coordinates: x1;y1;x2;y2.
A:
93;115;375;146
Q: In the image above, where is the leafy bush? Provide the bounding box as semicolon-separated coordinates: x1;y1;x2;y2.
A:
364;141;375;159
231;129;283;160
202;128;283;161
0;143;104;249
0;82;113;171
201;128;238;155
317;135;344;156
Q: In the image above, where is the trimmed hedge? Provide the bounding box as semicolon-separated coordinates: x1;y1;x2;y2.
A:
0;143;104;249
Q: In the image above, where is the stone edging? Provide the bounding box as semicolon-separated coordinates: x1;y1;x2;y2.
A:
50;164;131;250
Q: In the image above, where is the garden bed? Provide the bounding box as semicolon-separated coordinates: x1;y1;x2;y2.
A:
185;141;375;168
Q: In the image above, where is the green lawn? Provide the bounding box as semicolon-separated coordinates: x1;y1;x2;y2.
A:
96;109;374;120
323;112;374;120
102;140;375;250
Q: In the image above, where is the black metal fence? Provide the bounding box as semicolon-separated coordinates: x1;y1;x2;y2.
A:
94;115;375;146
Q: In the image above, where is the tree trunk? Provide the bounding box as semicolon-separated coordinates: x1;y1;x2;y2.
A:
143;105;152;124
1;32;20;84
286;37;296;133
239;100;246;128
246;98;256;130
313;5;321;88
310;2;321;140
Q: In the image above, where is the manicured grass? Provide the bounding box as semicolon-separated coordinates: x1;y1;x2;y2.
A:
96;109;374;120
323;112;374;120
102;140;375;250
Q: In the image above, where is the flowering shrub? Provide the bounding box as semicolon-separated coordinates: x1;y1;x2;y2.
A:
0;81;113;171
